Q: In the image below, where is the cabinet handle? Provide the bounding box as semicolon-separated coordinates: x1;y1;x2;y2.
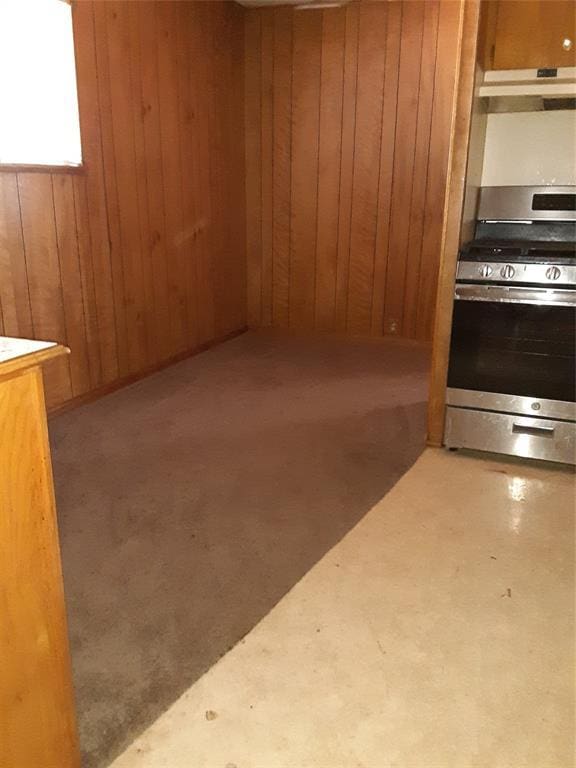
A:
562;38;572;51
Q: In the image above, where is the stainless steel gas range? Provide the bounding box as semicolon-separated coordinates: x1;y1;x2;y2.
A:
444;185;576;465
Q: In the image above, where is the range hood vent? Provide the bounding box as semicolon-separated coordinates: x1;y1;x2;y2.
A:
479;67;576;99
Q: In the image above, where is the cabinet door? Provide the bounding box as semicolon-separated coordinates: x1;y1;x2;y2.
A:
491;0;575;70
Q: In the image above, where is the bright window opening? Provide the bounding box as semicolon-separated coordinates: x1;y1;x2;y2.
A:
0;0;82;167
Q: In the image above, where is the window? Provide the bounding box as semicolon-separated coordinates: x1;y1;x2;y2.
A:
0;0;82;167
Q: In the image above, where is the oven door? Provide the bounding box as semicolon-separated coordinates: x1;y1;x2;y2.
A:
447;283;576;412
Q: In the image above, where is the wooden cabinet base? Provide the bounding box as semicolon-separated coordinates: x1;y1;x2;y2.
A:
0;342;79;768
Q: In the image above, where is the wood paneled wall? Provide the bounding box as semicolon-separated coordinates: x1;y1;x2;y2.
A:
0;1;246;410
244;0;460;341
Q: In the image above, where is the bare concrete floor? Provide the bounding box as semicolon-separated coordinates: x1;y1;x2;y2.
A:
110;448;575;768
50;330;429;768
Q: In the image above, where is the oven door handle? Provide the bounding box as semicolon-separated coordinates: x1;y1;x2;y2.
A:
512;422;555;439
454;283;576;307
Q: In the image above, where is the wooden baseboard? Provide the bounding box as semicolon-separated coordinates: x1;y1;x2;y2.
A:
48;327;248;418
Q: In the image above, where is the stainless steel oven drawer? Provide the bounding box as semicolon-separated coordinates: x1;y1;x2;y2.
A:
445;407;576;465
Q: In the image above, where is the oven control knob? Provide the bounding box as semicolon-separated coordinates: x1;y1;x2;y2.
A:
479;264;493;278
545;266;561;281
500;265;515;279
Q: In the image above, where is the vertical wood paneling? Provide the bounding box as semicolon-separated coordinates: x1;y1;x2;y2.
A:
0;174;33;338
202;2;227;341
185;1;213;346
402;0;440;338
137;1;172;363
156;1;188;355
416;0;461;341
246;0;461;343
260;10;274;327
176;0;200;347
72;176;102;388
314;8;346;331
271;7;292;328
383;0;425;336
17;174;72;407
92;0;130;377
52;174;91;396
211;0;246;336
290;10;322;330
371;0;401;336
73;0;117;385
105;2;149;374
245;11;263;327
335;3;360;332
347;1;388;334
0;1;247;410
127;1;158;365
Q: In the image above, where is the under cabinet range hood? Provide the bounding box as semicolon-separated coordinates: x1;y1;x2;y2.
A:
479;67;576;98
480;67;576;113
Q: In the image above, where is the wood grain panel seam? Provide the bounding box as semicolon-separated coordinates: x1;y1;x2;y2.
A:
415;0;460;341
312;12;325;330
411;2;441;327
289;12;293;330
332;11;346;325
370;4;389;334
155;1;181;351
370;1;400;336
151;0;171;336
270;7;291;327
382;2;403;336
343;8;360;332
260;7;264;326
124;1;152;364
400;4;426;333
81;1;118;381
140;0;170;360
334;9;348;327
14;174;36;338
71;176;101;387
49;175;78;393
245;10;263;327
96;4;127;372
270;15;276;325
260;12;274;326
128;4;155;363
174;3;193;343
287;12;294;327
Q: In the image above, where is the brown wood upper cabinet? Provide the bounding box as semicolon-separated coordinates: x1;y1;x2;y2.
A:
485;0;576;70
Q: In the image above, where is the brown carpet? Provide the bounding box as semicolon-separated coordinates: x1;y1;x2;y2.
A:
50;330;429;768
